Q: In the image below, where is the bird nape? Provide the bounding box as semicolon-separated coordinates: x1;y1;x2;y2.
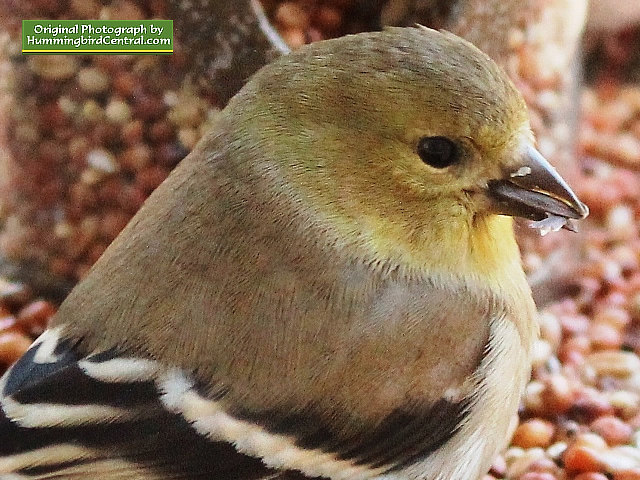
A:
0;26;586;480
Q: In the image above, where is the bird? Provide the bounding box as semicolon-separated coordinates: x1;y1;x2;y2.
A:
0;26;587;480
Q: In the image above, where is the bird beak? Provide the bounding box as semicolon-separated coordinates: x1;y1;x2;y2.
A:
487;145;589;230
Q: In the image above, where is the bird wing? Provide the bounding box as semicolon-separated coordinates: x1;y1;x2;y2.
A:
0;327;316;480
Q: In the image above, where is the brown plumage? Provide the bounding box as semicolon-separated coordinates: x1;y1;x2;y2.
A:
0;27;586;480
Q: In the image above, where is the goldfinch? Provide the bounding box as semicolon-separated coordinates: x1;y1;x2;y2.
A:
0;27;587;480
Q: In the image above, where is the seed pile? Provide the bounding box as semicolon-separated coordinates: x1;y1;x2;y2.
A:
0;279;55;370
484;71;640;480
0;0;219;291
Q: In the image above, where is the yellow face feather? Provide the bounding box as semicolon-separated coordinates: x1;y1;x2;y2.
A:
224;27;533;291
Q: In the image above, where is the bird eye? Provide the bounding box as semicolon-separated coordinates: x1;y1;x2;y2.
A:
417;136;459;169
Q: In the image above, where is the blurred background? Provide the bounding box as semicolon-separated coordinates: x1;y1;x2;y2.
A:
2;1;640;478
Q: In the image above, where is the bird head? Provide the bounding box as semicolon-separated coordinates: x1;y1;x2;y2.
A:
224;26;588;277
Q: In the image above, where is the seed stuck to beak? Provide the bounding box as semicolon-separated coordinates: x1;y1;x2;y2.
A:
488;145;589;231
